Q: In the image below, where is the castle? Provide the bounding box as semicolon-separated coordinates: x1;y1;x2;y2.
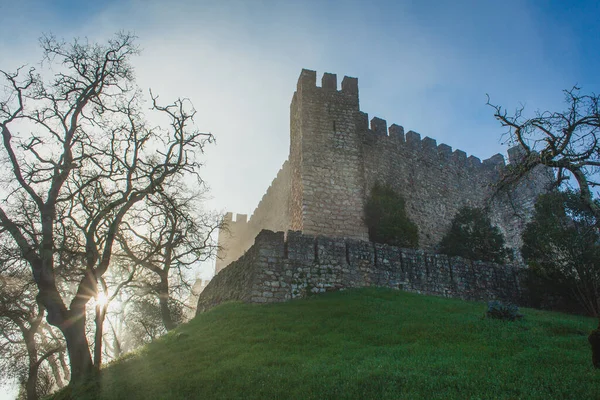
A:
215;69;552;275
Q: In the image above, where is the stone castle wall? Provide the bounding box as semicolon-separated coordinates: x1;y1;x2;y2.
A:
198;230;524;313
216;161;292;273
215;69;552;274
359;118;551;252
360;120;505;249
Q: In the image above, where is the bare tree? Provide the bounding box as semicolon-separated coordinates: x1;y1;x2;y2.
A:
0;33;213;383
118;189;221;331
0;265;66;400
488;87;600;221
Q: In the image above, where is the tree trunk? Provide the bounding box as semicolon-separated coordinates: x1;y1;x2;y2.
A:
158;276;176;331
35;263;94;384
58;350;70;382
47;353;65;389
25;363;40;400
108;318;122;358
94;303;108;373
61;313;93;383
40;331;66;389
46;327;70;382
24;330;39;400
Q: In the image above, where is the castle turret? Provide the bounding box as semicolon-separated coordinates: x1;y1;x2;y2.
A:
289;69;368;239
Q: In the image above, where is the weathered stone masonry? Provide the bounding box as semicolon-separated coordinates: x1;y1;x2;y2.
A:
215;69;552;274
198;230;523;313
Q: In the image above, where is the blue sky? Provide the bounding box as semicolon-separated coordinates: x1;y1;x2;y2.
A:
0;1;598;394
1;0;599;257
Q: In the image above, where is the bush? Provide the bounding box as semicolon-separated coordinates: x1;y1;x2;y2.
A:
521;191;600;317
486;301;523;321
363;183;418;248
521;266;582;313
439;207;509;263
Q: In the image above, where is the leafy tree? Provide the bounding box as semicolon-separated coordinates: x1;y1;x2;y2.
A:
487;87;600;223
521;191;600;368
0;33;213;383
521;191;600;317
363;183;418;248
439;207;509;263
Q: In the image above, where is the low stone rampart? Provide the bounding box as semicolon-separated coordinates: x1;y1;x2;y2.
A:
197;230;524;313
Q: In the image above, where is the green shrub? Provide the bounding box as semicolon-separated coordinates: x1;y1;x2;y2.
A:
439;207;509;263
363;183;418;248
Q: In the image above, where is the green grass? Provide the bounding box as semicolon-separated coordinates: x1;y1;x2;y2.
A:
55;288;600;399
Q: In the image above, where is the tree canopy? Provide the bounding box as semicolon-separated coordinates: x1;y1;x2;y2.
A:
521;191;600;318
363;183;418;248
439;207;509;263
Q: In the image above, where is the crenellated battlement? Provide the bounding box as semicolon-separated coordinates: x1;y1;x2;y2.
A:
357;113;508;172
296;68;359;98
215;69;552;275
223;212;248;224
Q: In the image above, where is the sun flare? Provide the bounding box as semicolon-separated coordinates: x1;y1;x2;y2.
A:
96;292;108;307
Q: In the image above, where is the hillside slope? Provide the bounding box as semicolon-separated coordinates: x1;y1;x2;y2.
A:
56;288;600;399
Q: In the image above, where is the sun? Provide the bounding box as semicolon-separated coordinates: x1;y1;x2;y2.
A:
95;291;124;312
96;292;108;307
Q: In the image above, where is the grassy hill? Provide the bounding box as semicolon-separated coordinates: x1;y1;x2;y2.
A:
56;288;600;399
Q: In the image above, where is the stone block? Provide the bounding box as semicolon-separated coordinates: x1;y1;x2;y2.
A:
406;130;421;146
297;69;316;91
422;136;437;150
388;124;405;142
341;75;358;95
452;149;467;164
467;155;481;168
370;117;387;136
357;112;369;132
483;153;505;168
508;146;526;164
437;143;452;157
322;72;337;90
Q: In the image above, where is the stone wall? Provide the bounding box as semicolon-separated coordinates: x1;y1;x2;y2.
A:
360;120;504;249
292;69;552;251
215;161;292;274
198;230;524;313
358;117;553;251
197;244;262;311
215;69;553;273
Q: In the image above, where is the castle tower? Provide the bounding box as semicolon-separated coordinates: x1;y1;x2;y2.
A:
289;70;369;239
